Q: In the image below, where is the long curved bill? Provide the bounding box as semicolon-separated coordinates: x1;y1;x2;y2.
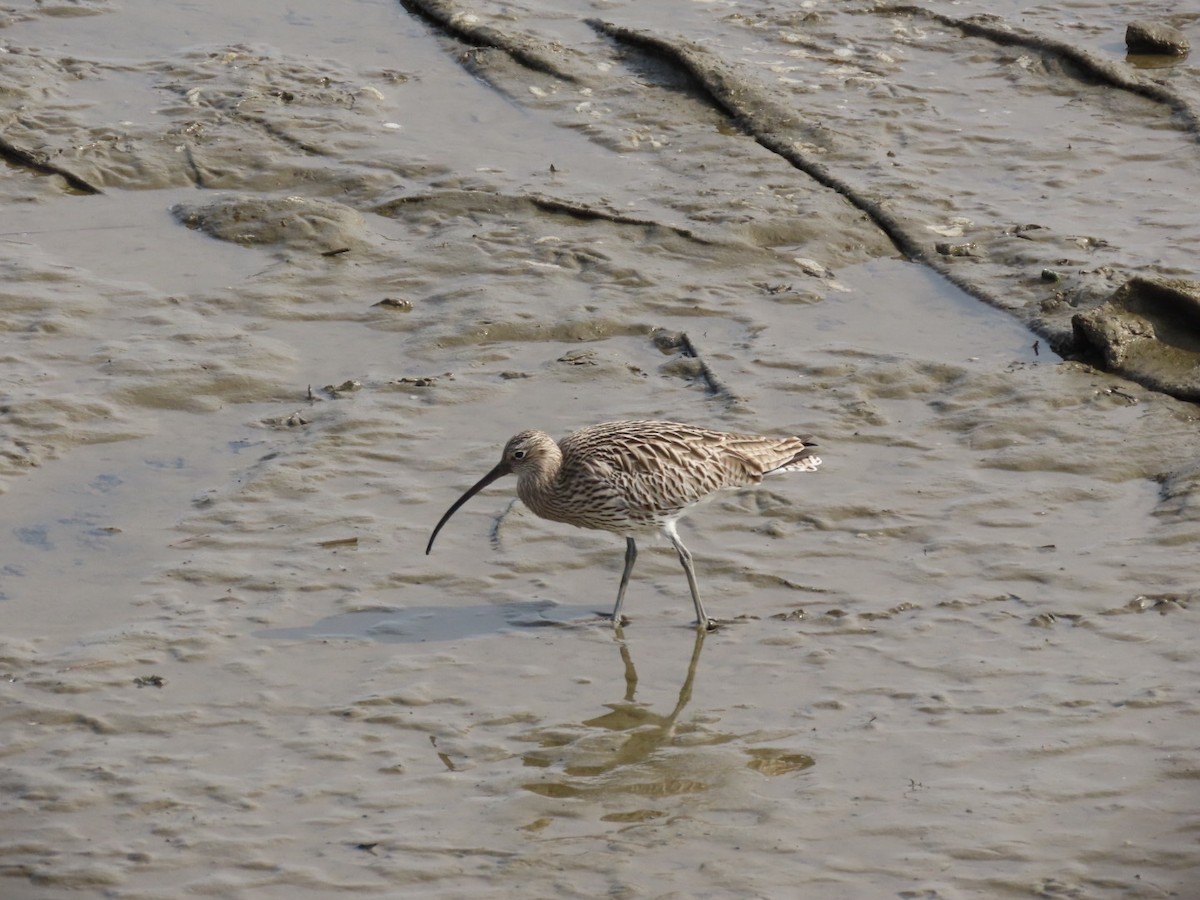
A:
425;460;512;555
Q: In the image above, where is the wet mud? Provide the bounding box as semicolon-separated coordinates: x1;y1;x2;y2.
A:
2;0;1199;897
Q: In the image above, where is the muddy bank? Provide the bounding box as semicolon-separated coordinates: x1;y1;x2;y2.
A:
4;2;1199;399
405;0;1200;398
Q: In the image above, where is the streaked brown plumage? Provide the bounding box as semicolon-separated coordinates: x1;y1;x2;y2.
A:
425;420;822;630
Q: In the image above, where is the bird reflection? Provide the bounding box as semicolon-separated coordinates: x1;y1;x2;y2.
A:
519;628;732;797
570;626;715;773
518;628;816;809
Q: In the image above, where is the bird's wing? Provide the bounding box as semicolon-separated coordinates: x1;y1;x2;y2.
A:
564;424;754;516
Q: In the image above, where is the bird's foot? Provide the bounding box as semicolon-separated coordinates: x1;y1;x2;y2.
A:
699;617;719;632
599;611;630;628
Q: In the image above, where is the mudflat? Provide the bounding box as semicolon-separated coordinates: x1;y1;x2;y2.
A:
2;1;1197;897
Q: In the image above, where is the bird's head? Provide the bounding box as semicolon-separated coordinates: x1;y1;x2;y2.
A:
425;429;559;555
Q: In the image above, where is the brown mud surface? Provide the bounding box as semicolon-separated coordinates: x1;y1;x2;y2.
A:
2;0;1198;897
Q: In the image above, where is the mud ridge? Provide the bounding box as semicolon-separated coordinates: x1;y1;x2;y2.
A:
878;5;1200;138
0;135;102;195
399;0;581;82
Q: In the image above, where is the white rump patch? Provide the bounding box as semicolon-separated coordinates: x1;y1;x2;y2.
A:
779;455;822;473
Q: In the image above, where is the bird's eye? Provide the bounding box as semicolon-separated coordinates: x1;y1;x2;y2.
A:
512;449;527;461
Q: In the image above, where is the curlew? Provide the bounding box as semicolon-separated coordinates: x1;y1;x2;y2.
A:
425;420;822;630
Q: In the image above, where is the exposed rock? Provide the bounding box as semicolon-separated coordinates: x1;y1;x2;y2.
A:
1125;21;1190;56
1071;277;1200;401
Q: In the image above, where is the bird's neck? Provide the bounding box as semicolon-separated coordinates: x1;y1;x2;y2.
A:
516;445;564;519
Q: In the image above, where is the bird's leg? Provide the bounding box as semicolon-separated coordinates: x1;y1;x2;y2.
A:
667;530;716;631
610;536;637;627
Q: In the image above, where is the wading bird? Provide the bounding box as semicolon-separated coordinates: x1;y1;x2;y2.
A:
426;420;822;630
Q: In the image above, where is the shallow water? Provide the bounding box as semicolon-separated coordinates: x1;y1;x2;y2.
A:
3;0;1199;897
